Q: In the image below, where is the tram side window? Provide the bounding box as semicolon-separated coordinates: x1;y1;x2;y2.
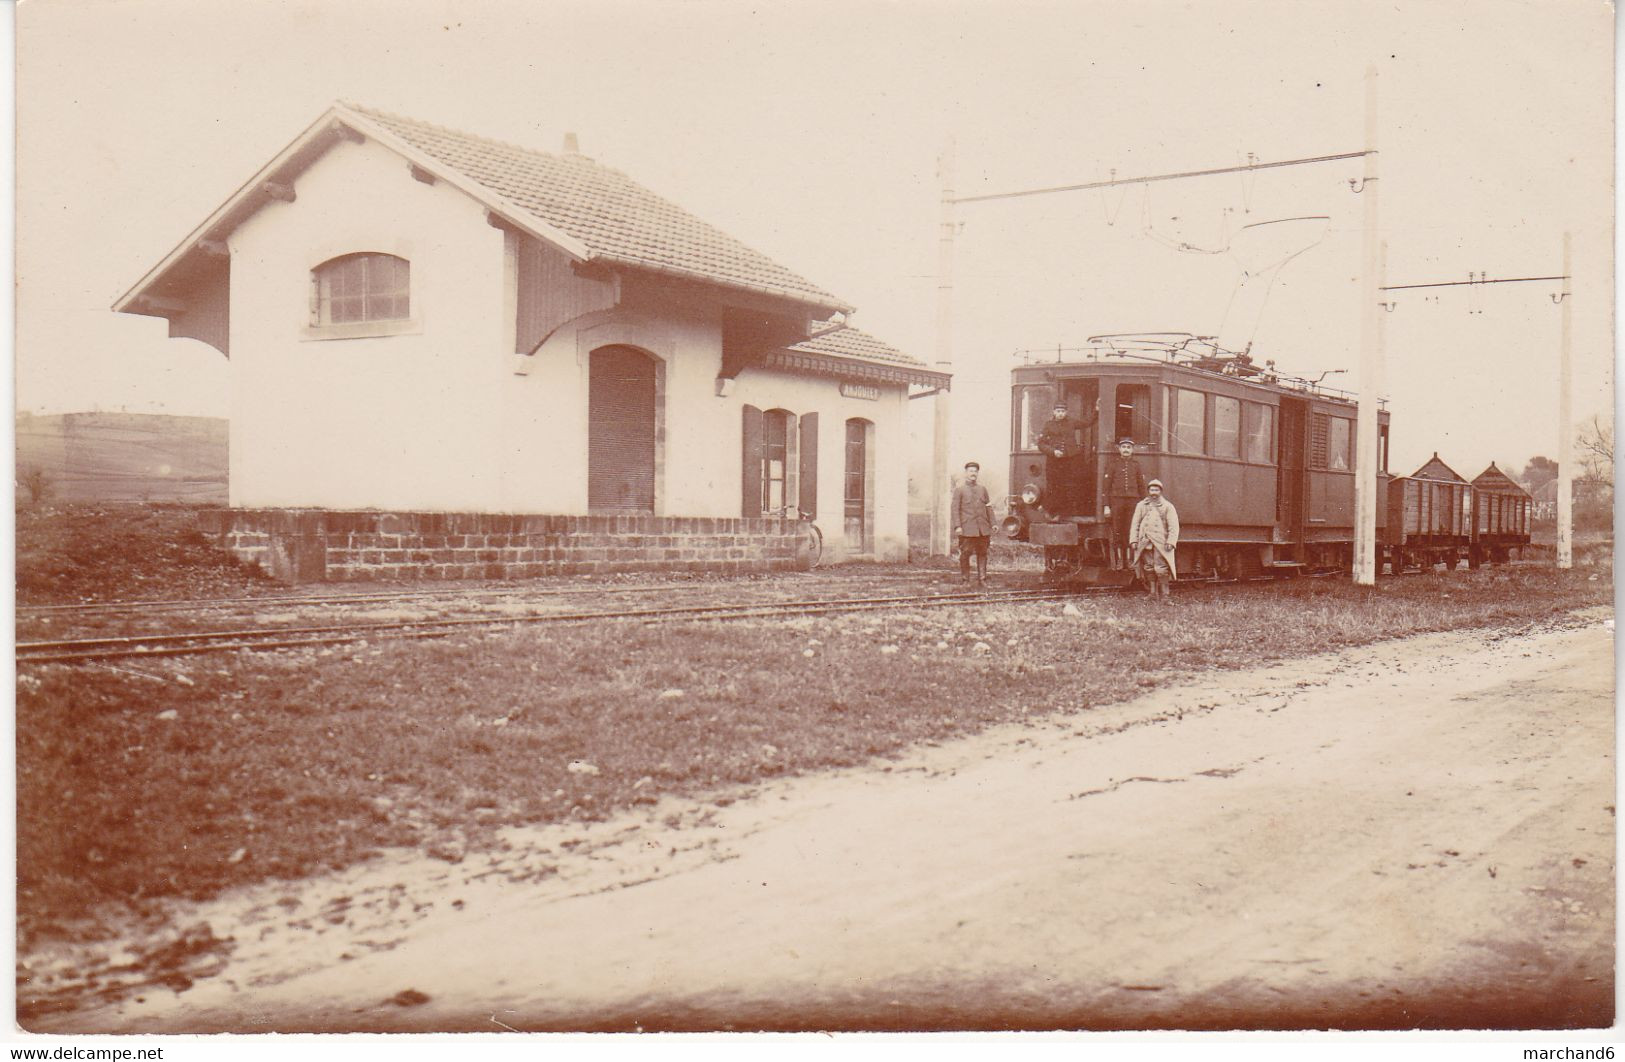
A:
1015;385;1056;451
1327;417;1351;470
1244;403;1275;463
1114;384;1155;449
1171;388;1205;455
1213;396;1241;459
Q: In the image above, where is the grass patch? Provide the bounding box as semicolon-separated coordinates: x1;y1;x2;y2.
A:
16;565;1610;945
16;504;277;605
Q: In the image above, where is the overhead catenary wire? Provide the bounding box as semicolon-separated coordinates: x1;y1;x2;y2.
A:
1379;272;1571;314
1379;274;1569;291
950;150;1374;205
1220;217;1332;353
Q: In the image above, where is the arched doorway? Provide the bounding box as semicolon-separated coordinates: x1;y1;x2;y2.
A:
588;345;659;513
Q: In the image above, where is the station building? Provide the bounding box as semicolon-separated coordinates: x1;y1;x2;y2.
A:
115;103;947;581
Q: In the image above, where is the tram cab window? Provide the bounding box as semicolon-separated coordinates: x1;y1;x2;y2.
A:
1172;388;1205;455
1244;403;1275;463
1311;414;1353;471
1114;384;1154;449
1015;385;1056;451
1327;417;1351;470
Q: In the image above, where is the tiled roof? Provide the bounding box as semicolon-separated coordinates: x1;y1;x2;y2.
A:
1410;454;1465;482
344;103;851;313
788;324;928;368
1471;463;1529;495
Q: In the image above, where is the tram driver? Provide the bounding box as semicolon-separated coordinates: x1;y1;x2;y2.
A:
1036;400;1093;519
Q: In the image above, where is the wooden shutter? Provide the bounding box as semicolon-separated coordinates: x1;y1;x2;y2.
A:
798;412;819;518
1309;414;1329;469
741;404;763;516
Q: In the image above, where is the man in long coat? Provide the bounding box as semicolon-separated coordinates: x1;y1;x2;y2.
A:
1035;401;1093;518
1130;479;1180;603
951;460;995;585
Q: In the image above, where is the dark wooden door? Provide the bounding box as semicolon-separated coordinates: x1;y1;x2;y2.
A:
1277;397;1307;546
844;419;868;551
588;346;656;512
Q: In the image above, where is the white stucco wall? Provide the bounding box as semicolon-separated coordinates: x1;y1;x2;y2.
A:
497;317;906;559
218;137;913;557
724;369;909;562
227;138;507;510
498;311;909;561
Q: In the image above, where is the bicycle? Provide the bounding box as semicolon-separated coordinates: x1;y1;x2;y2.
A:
770;506;823;568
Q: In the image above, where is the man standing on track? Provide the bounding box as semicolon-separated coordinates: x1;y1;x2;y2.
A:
1101;437;1147;570
1131;479;1180;603
952;460;994;586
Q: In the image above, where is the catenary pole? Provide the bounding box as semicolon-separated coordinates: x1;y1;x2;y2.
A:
1353;64;1381;586
931;139;956;558
1557;231;1573;569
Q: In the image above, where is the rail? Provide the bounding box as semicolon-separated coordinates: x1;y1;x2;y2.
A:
16;586;1085;664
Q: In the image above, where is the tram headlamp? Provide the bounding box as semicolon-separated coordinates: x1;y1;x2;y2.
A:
1020;484;1042;505
1002;515;1026;539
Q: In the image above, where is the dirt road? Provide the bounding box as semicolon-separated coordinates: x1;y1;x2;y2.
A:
35;613;1615;1032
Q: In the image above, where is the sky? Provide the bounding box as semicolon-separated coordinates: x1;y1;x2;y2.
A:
13;0;1616;486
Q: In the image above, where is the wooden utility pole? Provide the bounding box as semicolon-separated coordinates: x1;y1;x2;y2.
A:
1557;230;1573;569
1353;64;1382;586
931;140;956;558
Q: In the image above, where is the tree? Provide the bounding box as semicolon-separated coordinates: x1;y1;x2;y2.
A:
1520;455;1559;491
1576;413;1614;481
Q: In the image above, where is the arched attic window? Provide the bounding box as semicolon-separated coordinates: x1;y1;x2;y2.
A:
310;253;410;326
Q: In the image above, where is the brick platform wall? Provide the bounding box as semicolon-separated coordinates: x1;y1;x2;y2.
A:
196;510;814;584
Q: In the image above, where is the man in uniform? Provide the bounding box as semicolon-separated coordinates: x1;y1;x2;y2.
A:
1130;478;1180;603
951;460;995;586
1035;400;1091;518
1101;437;1147;569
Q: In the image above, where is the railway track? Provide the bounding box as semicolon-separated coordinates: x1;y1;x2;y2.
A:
15;571;945;620
18;563;1466;666
17;585;1084;665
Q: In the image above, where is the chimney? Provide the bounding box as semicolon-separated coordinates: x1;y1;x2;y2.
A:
562;132;580;156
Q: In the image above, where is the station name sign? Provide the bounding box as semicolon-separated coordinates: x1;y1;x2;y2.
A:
840;383;881;401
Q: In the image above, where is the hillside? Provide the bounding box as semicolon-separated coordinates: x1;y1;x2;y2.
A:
16;411;227;504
